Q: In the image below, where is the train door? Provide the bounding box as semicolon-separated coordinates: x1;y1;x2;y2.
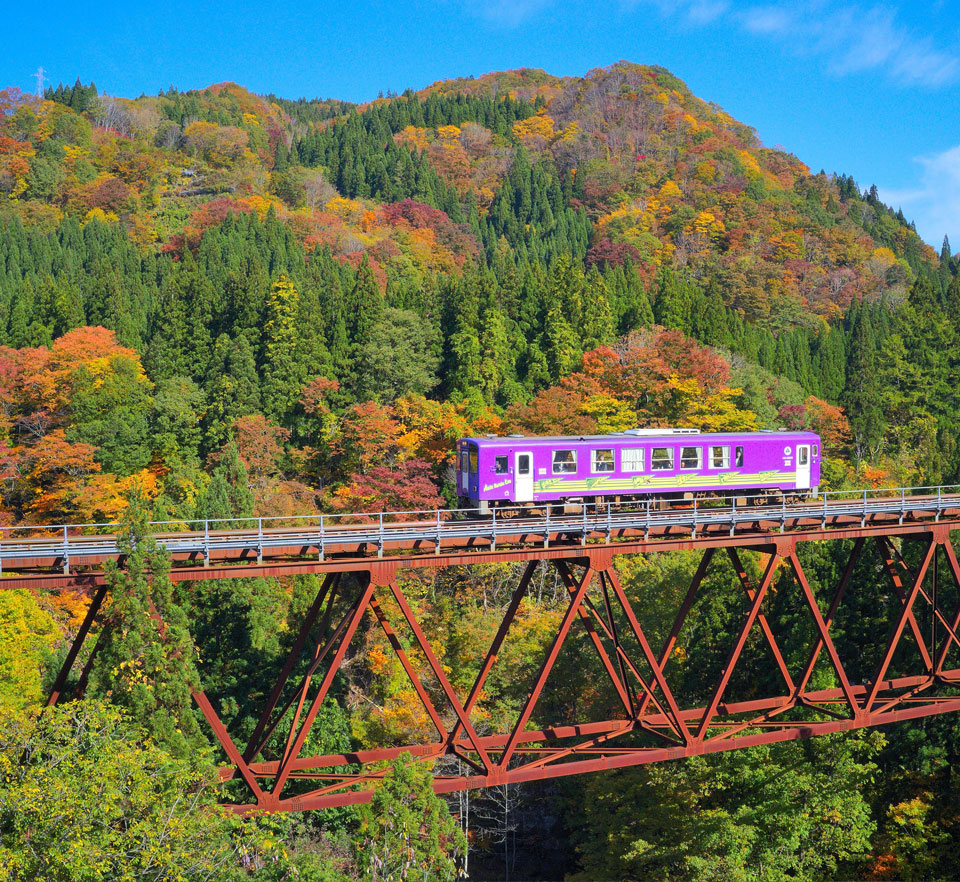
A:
458;449;469;495
515;451;534;502
796;444;811;489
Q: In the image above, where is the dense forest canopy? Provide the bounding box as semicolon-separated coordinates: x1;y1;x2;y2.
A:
1;62;960;880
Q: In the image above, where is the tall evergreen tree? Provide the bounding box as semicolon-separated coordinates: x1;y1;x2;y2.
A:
260;275;305;421
88;494;204;757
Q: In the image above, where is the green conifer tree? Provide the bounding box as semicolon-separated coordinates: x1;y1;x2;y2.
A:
88;493;204;757
260;275;305;421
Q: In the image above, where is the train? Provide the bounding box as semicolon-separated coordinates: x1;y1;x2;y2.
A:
456;428;821;513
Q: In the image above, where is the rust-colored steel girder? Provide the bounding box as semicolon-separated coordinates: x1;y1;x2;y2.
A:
42;519;960;815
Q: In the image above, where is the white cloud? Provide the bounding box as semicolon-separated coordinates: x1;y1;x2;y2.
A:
740;5;794;35
630;0;733;25
891;40;959;86
824;6;901;73
636;0;960;88
684;0;730;24
879;144;960;249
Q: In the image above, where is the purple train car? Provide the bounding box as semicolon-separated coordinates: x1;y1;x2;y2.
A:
456;429;821;513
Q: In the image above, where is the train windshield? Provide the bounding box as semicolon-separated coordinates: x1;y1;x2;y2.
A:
468;445;479;474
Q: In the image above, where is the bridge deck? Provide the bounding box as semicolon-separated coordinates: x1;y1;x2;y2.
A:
3;488;960;589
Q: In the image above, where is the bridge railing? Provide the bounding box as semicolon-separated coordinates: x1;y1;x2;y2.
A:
1;484;960;572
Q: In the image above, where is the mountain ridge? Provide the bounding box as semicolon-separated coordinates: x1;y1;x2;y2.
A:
5;61;933;331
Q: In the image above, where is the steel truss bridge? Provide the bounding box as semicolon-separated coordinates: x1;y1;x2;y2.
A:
8;486;960;814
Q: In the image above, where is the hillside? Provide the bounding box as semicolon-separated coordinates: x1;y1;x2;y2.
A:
4;62;960;882
0;61;957;523
1;64;937;315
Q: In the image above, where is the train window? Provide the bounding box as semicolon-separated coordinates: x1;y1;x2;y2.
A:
735;446;744;467
799;447;809;465
710;445;730;468
552;450;577;474
459;451;468;473
680;446;702;469
469;448;479;474
517;454;531;475
622;447;644;472
651;447;674;470
813;444;819;457
495;455;509;474
591;449;614;472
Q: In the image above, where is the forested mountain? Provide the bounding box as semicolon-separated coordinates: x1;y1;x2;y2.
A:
1;63;960;880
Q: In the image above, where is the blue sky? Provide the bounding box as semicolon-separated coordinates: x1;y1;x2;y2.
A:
3;0;959;250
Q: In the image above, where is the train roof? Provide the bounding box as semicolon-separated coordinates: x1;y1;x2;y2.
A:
461;429;820;447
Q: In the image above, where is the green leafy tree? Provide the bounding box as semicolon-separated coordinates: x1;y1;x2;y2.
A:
571;733;880;882
477;308;513;404
67;355;154;476
151;376;203;471
346;254;384;346
358;308;440;402
356;753;466;881
542;307;579;381
0;700;292;881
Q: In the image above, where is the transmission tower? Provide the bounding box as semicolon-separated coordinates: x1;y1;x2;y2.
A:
33;67;46;97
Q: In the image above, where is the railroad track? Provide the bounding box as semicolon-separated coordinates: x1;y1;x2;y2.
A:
3;487;960;581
